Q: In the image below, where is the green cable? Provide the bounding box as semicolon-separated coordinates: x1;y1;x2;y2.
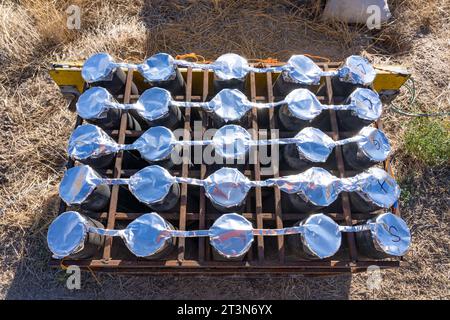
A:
389;77;450;117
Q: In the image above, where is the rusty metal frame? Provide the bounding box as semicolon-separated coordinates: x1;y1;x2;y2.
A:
51;62;404;276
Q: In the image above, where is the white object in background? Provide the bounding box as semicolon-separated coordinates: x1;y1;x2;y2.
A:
323;0;391;25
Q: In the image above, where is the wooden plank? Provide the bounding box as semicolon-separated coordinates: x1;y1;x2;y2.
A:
323;65;358;261
250;72;264;262
266;71;285;262
102;70;134;260
177;67;192;262
198;70;209;261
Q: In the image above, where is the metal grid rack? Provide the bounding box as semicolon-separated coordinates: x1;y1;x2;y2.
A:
51;62;405;275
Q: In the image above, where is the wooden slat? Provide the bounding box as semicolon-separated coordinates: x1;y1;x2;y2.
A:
102;70;134;260
323;65;358;261
198;70;209;261
177;67;192;262
266;71;285;262
250;72;264;262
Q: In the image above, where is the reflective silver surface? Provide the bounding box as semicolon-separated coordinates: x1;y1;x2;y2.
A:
134;87;172;121
358;167;400;208
285;55;324;85
47;211;411;259
357;127;391;161
121;213;173;257
59;165;103;205
268;167;344;207
203;168;252;208
371;212;411;256
338;55;376;85
76;87;111;120
212;124;252;159
47;211;88;258
138;53;176;82
301;214;342;259
129;166;175;205
213;53;249;80
81;53;115;83
133;126;176;162
209;213;254;258
348;88;382;121
284;89;323;120
294;127;336;162
206;89;252;122
68;124;120;160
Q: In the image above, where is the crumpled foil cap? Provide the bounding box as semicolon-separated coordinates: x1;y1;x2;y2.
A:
135;87;172;121
358;127;391;161
204;168;251;208
349;88;382;121
302;214;341;259
284;89;323;120
59;165;103;205
209;213;254;258
359;167;400;208
133;126;175;162
138;53;176;82
76;87;111;120
213;53;249;80
295;127;335;162
285;55;323;85
371;212;411;256
269;167;342;207
82;53;115;83
129;165;175;205
207;89;251;122
338;55;376;85
68;124;119;160
47;211;88;258
121;212;173;257
213;125;252;159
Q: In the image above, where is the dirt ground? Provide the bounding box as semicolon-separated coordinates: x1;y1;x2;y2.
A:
0;0;448;299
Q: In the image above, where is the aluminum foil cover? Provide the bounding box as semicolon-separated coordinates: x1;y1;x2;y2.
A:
357;127;391;161
76;87;111;120
213;53;249;80
207;89;252;122
301;214;341;259
135;87;171;121
358;167;400;208
59;165;103;205
68;124;119;160
47;211;88;258
349;88;382;121
82;53;115;83
204;168;252;208
269;167;343;207
371;212;411;256
132;126;175;162
295;127;335;162
338;55;376;85
128;165;175;204
285;55;323;85
121;212;173;257
212;125;252;159
284;89;323;120
138;53;176;82
209;213;254;258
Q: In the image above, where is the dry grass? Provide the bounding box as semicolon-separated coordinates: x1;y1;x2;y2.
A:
0;0;448;299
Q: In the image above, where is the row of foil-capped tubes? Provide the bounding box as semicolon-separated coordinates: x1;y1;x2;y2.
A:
75;86;381;131
48;211;411;260
82;52;376;96
68;124;390;171
59;165;400;214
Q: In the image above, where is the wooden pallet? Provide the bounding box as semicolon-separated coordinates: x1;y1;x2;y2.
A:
50;62;405;275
